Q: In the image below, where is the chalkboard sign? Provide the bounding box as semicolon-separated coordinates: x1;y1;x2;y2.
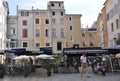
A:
110;58;120;72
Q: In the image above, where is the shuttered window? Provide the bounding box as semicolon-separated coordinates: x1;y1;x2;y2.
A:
23;29;28;38
23;20;27;26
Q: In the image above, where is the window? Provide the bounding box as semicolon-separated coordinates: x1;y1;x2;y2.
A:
90;42;94;46
89;32;93;37
52;18;56;24
36;19;39;24
61;28;64;38
21;11;29;16
45;19;49;24
46;29;50;37
61;12;63;16
52;12;55;16
83;42;86;46
35;29;40;37
23;29;28;38
10;28;15;35
111;23;114;32
57;42;62;50
116;19;119;29
36;11;39;15
60;18;64;24
13;28;15;35
52;28;56;38
51;3;54;7
69;17;72;21
36;43;40;48
82;33;85;37
73;44;79;48
46;43;50;46
23;42;27;47
70;36;74;42
107;13;109;21
59;3;61;7
23;20;27;26
10;42;15;48
70;26;72;31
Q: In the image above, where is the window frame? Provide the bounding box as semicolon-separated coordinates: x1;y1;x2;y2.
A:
23;42;28;47
22;29;28;38
35;18;40;24
23;20;27;26
35;29;40;37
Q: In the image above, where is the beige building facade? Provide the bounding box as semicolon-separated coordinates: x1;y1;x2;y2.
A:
81;28;98;47
101;6;108;47
66;14;82;48
96;13;104;47
7;1;100;54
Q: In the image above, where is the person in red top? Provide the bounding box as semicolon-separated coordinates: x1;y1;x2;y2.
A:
73;60;79;73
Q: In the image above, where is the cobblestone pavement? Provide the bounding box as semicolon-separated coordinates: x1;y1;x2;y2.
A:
0;72;120;81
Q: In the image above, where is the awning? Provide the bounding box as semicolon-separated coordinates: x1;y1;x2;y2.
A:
63;49;107;54
40;47;52;55
103;46;120;49
4;48;26;53
102;46;120;54
4;50;16;53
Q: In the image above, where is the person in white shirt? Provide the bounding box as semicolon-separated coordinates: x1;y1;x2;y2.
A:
80;52;90;78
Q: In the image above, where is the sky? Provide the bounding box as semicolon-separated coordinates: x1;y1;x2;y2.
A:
4;0;105;28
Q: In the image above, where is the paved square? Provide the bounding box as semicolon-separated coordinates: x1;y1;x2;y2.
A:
0;72;120;81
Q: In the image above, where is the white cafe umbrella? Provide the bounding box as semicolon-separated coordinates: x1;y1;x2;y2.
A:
36;54;54;59
116;53;120;58
13;55;30;60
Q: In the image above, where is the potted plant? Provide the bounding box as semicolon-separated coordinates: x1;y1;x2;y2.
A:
42;59;54;76
21;59;31;77
46;62;53;76
53;57;61;73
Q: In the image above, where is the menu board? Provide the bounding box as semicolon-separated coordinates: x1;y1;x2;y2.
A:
110;58;120;71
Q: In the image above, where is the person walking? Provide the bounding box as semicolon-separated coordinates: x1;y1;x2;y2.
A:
80;52;90;78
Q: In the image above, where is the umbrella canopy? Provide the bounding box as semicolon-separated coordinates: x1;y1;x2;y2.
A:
13;55;31;60
36;54;54;59
116;53;120;58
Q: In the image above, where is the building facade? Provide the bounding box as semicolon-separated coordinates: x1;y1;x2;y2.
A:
81;28;98;47
104;0;119;46
96;13;104;47
17;9;34;48
7;1;83;54
66;14;82;48
7;16;17;48
7;1;101;54
101;6;108;47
